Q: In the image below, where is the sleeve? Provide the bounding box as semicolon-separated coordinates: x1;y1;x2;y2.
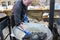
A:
12;1;22;26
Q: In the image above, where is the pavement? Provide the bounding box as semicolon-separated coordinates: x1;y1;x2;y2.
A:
3;27;10;40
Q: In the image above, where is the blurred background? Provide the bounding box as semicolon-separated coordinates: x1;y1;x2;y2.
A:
0;0;60;40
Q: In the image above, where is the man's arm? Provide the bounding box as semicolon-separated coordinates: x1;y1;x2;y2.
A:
12;1;22;26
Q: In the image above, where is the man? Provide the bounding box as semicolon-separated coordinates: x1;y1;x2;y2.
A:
11;0;32;40
11;0;32;28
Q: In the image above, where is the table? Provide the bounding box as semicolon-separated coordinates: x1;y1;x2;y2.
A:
0;13;6;18
0;5;13;16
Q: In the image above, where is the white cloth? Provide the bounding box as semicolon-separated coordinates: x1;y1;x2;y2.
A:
11;22;53;40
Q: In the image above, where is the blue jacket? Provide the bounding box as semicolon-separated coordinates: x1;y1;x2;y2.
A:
11;0;27;26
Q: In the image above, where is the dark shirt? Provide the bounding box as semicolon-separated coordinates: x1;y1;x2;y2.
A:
11;0;27;26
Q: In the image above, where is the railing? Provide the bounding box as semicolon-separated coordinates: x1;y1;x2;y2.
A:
0;16;11;40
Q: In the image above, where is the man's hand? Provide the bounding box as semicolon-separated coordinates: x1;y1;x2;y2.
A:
20;23;25;29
